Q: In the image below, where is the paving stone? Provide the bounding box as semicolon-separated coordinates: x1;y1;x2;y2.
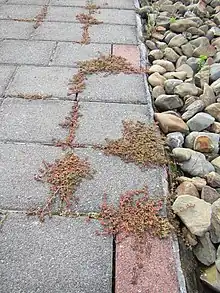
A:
75;102;152;145
95;9;136;25
6;66;77;98
0;4;42;20
46;6;84;22
115;234;179;293
0;143;62;210
51;42;111;66
31;22;82;41
0;20;34;39
113;44;140;68
0;214;112;293
50;0;134;9
8;0;47;3
89;24;137;44
0;98;72;143
74;148;165;212
78;73;146;103
0;65;15;96
0;40;56;65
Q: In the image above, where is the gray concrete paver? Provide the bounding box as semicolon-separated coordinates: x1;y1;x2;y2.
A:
78;73;147;103
0;20;34;39
50;0;134;9
75;102;152;145
6;66;77;98
0;40;56;65
51;42;111;66
31;22;82;41
46;6;84;22
0;4;42;20
8;0;47;3
0;65;15;96
0;98;71;143
0;143;61;210
0;214;112;293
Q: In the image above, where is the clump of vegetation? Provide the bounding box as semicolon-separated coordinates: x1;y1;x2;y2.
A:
198;54;208;69
97;121;167;167
99;187;171;241
27;153;93;221
169;16;176;23
34;5;48;29
15;93;52;100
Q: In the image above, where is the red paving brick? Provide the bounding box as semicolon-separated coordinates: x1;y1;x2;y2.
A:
115;233;180;293
112;44;140;69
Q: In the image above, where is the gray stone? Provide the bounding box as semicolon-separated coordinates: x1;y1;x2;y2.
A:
193;232;216;266
149;65;166;75
211;79;220;95
164;32;177;44
172;195;211;236
6;66;77;98
194;65;210;89
152;60;175;71
210;27;220;37
176;56;187;68
170;19;198;33
152;85;165;99
174;148;215;176
213;52;220;63
190;36;210;47
154;112;189;134
210;64;220;82
208;122;220;134
201;186;220;204
186;27;205;36
164;79;183;94
199;25;209;34
193;44;217;58
176;64;193;78
0;65;15;96
174;83;201;98
168;34;188;47
148;49;164;61
51;43;111;66
211;0;220;7
163;71;187;80
0;214;112;293
50;0;134;9
163;47;179;62
200;265;220;292
155;41;167;50
78;73;147;103
0;20;34;39
145;40;156;50
166;132;184;150
181;43;194;57
187;112;215;131
182;100;205;121
186;57;199;73
0;40;56;65
200;83;216;107
214;12;220;25
155;94;183;111
206;172;220;188
212;37;220;51
177;176;207;190
148;72;166;87
211;157;220;174
176;181;199;197
185;132;220;154
211;198;220;243
205;103;220;122
216;245;220;272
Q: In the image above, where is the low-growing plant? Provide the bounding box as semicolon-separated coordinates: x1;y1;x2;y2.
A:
169;16;176;23
198;54;208;69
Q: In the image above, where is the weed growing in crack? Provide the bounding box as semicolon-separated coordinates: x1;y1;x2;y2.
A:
15;93;52;100
97;121;167;167
74;1;102;44
34;5;48;29
98;187;171;241
27;153;93;221
68;71;86;95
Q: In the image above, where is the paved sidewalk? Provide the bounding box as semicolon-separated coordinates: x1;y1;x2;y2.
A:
0;1;184;292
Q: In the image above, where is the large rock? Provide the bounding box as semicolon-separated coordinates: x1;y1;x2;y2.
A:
154;113;189;134
153;60;175;72
210;198;220;243
163;47;179;62
148;72;166;87
211;157;220;174
200;265;220;292
185;132;220;154
194;66;210;89
187;112;215;131
163;71;187;80
205;103;220;122
182;100;205;121
176;182;200;197
173;148;215;176
211;79;220;95
176;64;194;78
164;79;183;94
200;83;216;107
201;186;220;204
206;172;220;188
149;65;166;75
155;94;183;111
210;64;220;82
174;83;201;97
168;34;188;47
193;232;216;266
166;132;184;149
172;195;211;236
176;176;207;190
170;19;198;33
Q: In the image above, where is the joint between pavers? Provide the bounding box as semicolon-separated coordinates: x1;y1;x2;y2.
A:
48;41;58;65
0;65;18;102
